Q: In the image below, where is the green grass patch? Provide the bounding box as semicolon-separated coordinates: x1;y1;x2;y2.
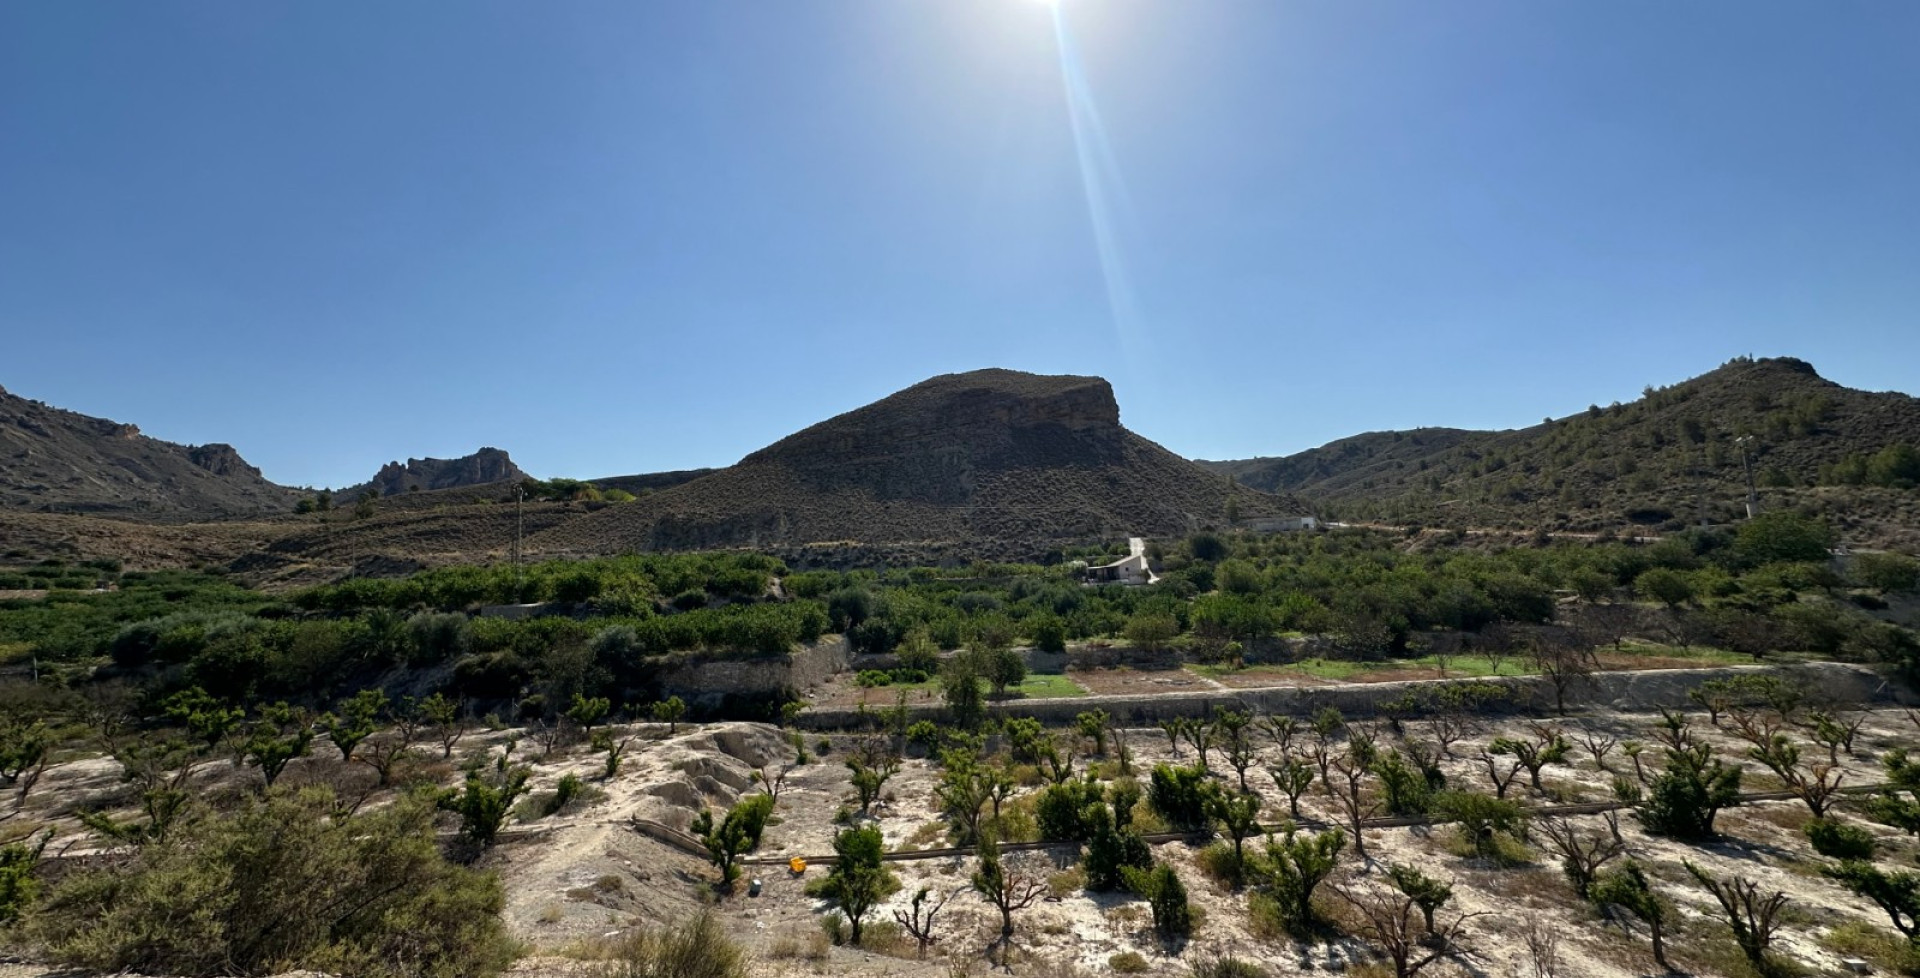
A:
1007;673;1087;698
1611;640;1748;664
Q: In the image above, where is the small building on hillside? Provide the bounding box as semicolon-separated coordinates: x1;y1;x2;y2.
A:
1081;536;1156;585
1242;515;1321;533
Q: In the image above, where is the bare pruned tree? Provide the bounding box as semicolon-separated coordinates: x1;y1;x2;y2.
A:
1334;883;1487;978
893;885;959;958
1685;862;1789;971
1577;723;1619;773
1475;747;1526;800
1534;813;1625;899
1329;752;1379;858
1527;632;1599;716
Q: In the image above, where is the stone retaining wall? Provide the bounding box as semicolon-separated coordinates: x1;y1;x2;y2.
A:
795;661;1901;730
660;635;850;710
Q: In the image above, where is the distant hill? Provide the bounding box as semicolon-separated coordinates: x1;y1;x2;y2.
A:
339;447;528;499
593;468;717;496
531;369;1305;554
0;384;295;517
1204;357;1920;544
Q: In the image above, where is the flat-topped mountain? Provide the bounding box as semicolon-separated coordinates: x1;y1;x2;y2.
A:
1205;356;1920;538
0;384;294;516
532;369;1304;553
343;447;528;498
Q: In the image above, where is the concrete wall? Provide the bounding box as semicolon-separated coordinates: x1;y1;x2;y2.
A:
794;661;1900;730
659;635;850;710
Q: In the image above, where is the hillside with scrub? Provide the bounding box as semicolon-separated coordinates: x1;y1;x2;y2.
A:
1206;357;1920;549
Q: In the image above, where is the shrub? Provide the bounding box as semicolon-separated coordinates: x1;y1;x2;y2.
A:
1109;950;1151;973
597;912;746;978
28;786;515;978
1189;956;1268;978
1034;777;1104;842
1640;742;1742;841
1122;862;1194;940
1148;763;1217;834
0;830;48;925
1431;791;1524;861
854;670;893;688
1805;818;1877;860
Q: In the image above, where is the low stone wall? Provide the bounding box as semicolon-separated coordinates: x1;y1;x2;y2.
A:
794;661;1900;730
659;635;850;710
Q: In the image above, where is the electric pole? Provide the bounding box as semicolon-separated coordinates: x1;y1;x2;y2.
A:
514;485;525;600
1735;436;1760;518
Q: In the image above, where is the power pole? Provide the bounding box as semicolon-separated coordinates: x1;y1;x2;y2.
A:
514;485;525;600
1735;436;1760;518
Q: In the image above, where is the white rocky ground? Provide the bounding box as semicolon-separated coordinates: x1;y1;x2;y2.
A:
7;703;1916;978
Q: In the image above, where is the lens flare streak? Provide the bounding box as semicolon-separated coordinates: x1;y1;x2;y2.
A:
1050;4;1147;362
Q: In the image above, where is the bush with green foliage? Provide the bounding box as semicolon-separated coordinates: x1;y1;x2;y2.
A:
1122;862;1194;940
28;786;515;978
595;911;745;978
1252;826;1344;936
1640;742;1742;841
1805;818;1877;860
0;830;48;925
1148;763;1218;834
810;825;899;945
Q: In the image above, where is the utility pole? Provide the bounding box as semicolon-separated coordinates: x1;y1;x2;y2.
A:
514;485;525;600
1735;436;1760;518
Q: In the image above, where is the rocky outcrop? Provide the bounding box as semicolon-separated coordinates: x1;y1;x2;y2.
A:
355;447;528;497
188;443;261;479
0;385;295;516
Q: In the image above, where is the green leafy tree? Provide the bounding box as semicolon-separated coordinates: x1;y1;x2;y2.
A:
566;693;612;736
242;703;315;788
939;652;987;729
1734;511;1835;567
1269;755;1315;819
1590;862;1671;972
1641;741;1742;840
1122;862;1195;940
1386;862;1452;934
417;692;467;759
690;796;772;892
164;687;244;749
1207;789;1265;883
1489;725;1571;793
1083;789;1153;892
846;740;901;817
651;696;687;734
1431;791;1524;859
438;749;532;849
321;688;387;762
814;825;899;945
1635;568;1695;609
1148;763;1219;834
1822;861;1919;943
1253;825;1345;935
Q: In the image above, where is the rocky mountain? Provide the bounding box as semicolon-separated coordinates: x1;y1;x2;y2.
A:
531;369;1306;555
1203;357;1920;541
0;384;295;517
343;447;528;498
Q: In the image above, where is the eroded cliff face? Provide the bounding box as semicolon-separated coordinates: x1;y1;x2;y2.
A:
362;447;528;496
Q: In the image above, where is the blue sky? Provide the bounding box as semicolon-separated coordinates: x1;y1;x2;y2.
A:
4;2;1916;489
